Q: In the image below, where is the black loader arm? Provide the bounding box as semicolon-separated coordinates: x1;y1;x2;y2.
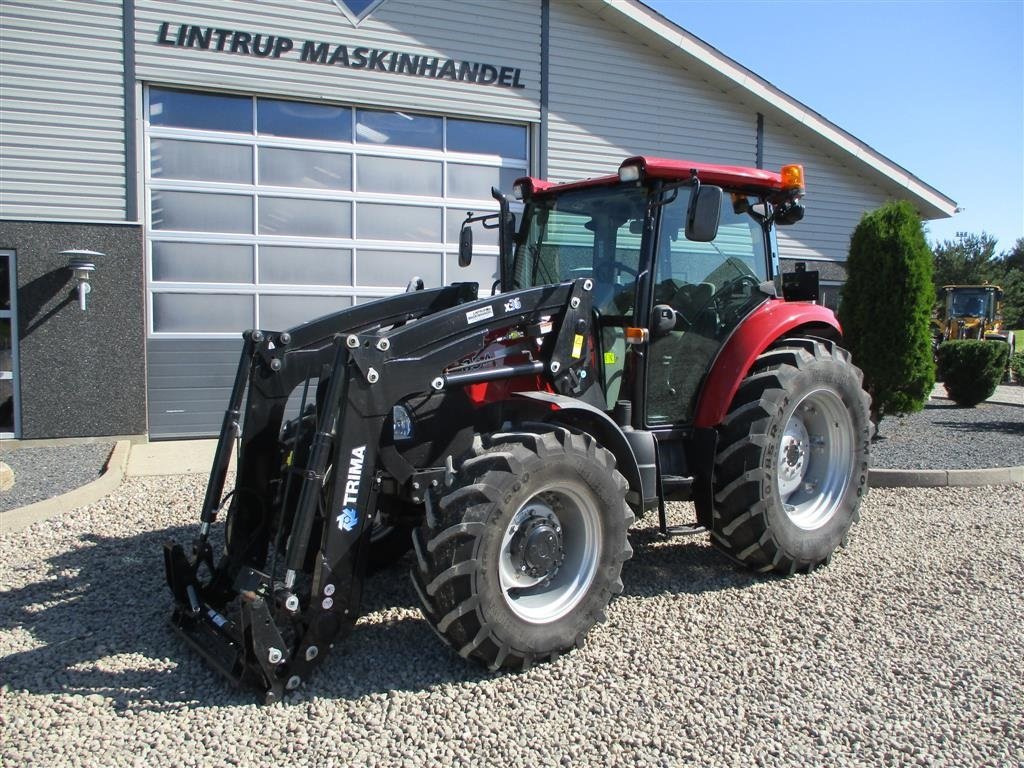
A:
163;278;597;702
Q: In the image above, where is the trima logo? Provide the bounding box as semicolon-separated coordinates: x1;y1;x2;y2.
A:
336;444;367;533
342;445;366;506
337;506;359;532
331;0;388;26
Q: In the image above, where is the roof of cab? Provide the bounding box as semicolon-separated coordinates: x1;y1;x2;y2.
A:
516;156;790;197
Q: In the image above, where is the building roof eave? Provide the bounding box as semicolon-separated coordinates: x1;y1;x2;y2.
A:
592;0;958;219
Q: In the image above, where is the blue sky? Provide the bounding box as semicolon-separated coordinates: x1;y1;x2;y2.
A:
644;0;1024;253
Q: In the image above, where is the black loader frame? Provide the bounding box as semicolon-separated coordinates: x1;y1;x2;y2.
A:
164;278;600;702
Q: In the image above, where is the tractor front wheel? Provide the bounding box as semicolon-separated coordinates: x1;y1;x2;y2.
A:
711;338;871;574
412;428;633;670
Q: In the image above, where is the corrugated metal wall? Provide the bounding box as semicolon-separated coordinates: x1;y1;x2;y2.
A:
762;116;908;264
133;0;542;123
545;0;756;182
0;0;127;221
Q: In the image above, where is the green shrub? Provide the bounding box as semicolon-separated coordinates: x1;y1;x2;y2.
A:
1010;349;1024;383
936;340;1009;406
838;201;935;420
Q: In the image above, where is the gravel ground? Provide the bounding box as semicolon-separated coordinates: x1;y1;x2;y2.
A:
872;400;1023;470
1;476;1022;767
0;443;114;513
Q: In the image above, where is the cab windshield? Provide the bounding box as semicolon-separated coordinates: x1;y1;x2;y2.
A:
510;184;770;317
510;185;647;316
948;289;994;319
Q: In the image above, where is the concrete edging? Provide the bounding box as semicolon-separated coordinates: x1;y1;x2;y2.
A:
0;440;131;534
869;465;1024;488
0;440;1018;533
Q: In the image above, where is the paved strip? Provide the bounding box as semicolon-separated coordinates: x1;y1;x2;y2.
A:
0;441;130;534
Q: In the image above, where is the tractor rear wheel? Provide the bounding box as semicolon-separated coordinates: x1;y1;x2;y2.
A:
412;428;633;670
711;338;871;574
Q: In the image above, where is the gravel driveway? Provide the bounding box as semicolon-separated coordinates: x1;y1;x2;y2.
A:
1;476;1022;767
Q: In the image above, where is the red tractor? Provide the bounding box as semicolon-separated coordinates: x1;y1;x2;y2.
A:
165;156;871;701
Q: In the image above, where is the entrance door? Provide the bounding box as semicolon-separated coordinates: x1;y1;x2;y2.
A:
0;250;20;438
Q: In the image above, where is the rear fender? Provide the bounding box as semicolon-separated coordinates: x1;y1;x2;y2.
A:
693;299;842;428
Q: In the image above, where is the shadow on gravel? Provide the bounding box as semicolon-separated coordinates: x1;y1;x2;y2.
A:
0;523;755;709
0;526;490;709
933;419;1024;436
620;527;756;598
0;524;250;711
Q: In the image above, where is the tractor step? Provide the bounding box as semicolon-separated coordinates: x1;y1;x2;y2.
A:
661;474;694;493
657;474;701;537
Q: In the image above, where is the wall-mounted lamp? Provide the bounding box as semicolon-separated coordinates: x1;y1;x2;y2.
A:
61;249;104;311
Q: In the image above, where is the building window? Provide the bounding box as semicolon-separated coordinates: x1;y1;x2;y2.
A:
0;250;20;437
145;87;529;337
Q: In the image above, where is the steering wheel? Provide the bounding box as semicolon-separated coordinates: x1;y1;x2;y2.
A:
715;273;761;299
711;274;763;324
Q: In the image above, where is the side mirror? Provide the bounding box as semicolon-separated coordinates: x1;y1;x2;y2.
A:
685;185;722;242
458;222;473;267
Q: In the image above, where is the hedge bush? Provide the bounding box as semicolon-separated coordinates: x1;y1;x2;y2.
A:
1010;350;1024;383
838;201;935;420
936;340;1009;406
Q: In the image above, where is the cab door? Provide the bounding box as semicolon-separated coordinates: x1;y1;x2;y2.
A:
645;193;771;426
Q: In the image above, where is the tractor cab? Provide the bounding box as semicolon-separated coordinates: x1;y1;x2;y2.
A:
492;157;809;427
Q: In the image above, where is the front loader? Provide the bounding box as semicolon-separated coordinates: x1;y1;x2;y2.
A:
165;156;872;701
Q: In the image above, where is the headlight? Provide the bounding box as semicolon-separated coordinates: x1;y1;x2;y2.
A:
392;405;413;441
618;163;642;183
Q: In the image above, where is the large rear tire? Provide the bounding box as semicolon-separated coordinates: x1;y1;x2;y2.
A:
711;338;871;574
412;428;633;670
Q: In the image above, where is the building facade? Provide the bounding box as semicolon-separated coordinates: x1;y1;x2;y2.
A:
0;0;956;440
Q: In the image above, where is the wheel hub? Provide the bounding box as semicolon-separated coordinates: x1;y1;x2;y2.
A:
510;515;565;580
775;388;856;531
777;416;810;497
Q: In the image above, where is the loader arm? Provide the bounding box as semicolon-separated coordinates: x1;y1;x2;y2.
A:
164;278;597;702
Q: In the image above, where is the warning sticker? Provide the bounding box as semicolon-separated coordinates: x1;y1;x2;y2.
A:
571;334;584;359
465;305;495;324
603;351;617;365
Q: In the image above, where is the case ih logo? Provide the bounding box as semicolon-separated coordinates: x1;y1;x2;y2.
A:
331;0;387;25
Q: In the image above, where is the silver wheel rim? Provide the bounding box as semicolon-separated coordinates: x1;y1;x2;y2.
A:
776;387;855;531
498;481;601;624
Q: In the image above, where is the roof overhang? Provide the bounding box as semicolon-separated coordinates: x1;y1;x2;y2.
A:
588;0;958;219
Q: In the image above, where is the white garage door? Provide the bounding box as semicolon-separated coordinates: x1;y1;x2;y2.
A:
144;86;528;437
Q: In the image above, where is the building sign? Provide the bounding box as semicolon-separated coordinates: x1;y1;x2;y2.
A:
156;22;527;90
331;0;388;26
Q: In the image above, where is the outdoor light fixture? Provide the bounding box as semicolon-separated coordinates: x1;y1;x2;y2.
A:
62;249;104;311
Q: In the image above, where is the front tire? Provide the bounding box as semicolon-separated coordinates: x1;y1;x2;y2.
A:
711;338;871;574
412;428;633;670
